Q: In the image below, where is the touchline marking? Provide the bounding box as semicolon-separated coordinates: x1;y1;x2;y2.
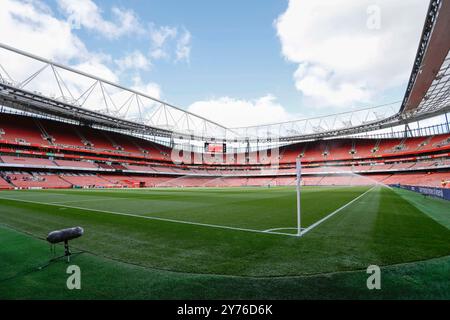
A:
0;193;67;199
49;197;125;204
300;186;376;236
0;196;297;237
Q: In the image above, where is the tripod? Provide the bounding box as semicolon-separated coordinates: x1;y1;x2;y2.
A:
64;240;72;263
45;240;73;265
34;241;81;272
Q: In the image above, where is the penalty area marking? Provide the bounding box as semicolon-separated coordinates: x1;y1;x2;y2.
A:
0;195;298;238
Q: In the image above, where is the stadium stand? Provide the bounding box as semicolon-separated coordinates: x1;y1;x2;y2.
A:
1;155;55;167
1;113;450;189
97;163;115;170
125;164;156;172
4;172;72;189
0;114;47;145
383;172;450;188
53;159;99;169
78;126;115;151
0;175;13;189
59;174;115;188
99;174;139;187
40;119;84;148
103;132;143;155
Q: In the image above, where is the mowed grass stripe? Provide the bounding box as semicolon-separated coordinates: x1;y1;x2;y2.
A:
1;186;448;277
1;225;449;299
300;186;376;235
0;186;371;231
0;195;296;237
0;185;371;236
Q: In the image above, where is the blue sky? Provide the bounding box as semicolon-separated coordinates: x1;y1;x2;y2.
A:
53;0;299;110
0;0;430;127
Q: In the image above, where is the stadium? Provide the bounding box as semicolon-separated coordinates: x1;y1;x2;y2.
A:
0;0;449;300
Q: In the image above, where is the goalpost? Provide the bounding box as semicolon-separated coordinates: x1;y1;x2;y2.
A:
296;157;302;237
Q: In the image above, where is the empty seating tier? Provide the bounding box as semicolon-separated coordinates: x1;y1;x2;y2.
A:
1;113;449;190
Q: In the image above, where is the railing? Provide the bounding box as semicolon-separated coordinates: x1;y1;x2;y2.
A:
171;119;450;154
2;107;449;154
349;120;450;140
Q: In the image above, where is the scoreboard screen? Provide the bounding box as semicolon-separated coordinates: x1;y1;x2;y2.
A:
205;142;226;153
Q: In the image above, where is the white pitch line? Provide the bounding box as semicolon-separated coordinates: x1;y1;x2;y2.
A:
380;183;393;190
49;197;124;204
264;227;298;232
0;196;297;237
0;193;68;198
300;186;376;236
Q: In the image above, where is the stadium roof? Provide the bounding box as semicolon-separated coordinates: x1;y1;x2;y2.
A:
400;0;450;117
0;43;230;140
0;0;449;142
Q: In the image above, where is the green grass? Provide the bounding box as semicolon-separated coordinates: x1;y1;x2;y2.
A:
0;186;449;299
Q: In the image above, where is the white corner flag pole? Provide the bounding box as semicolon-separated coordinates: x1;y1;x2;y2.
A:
296;157;302;237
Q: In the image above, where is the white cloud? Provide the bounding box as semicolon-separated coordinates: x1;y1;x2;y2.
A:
58;0;143;39
176;29;192;62
73;58;118;83
115;51;151;72
0;0;191;127
0;0;87;63
0;0;93;99
149;25;178;59
149;48;166;60
131;76;161;100
0;0;160;117
150;25;178;48
149;25;191;63
188;95;292;127
294;64;370;106
58;0;192;64
275;0;429;108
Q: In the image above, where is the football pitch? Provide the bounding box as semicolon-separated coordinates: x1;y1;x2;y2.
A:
0;185;449;299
